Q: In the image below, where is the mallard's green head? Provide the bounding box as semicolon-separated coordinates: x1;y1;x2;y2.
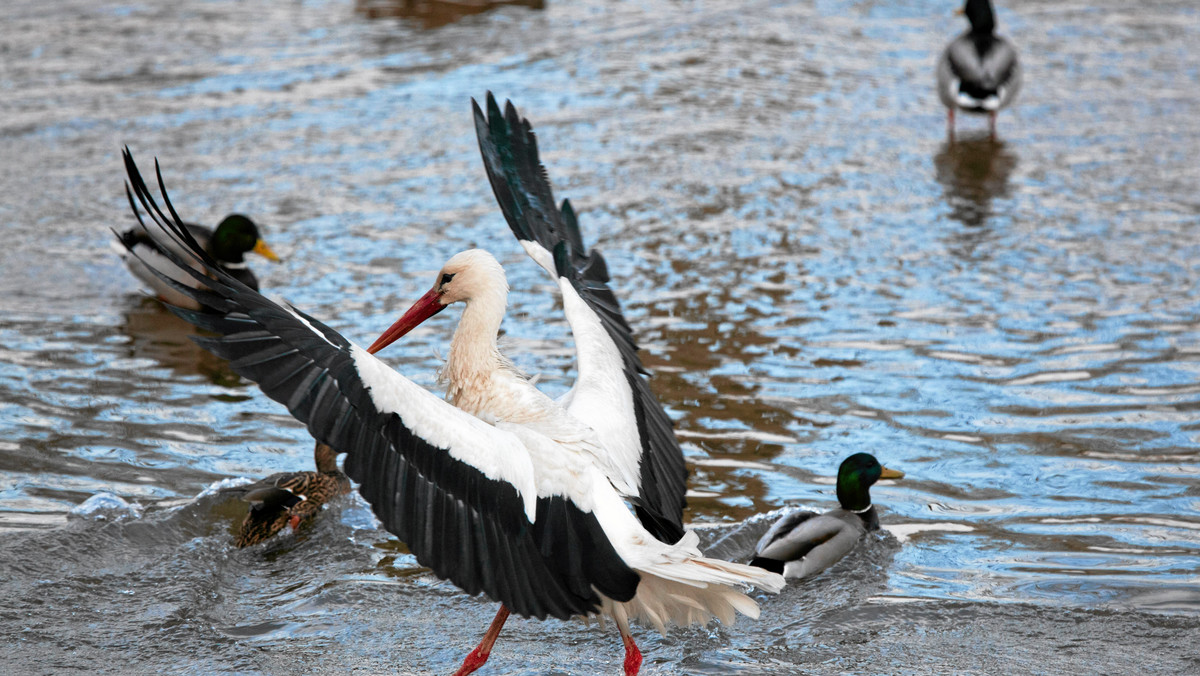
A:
211;214;280;263
836;453;904;512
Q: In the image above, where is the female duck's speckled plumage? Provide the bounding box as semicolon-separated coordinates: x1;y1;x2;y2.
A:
750;453;903;579
226;441;350;547
937;0;1021;137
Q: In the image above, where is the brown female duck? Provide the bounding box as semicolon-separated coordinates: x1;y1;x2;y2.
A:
227;441;350;547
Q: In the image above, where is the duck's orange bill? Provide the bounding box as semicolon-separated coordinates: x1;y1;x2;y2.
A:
366;288;445;355
880;466;905;480
253;239;282;262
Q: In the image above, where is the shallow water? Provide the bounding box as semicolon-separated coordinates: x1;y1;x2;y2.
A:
2;0;1199;673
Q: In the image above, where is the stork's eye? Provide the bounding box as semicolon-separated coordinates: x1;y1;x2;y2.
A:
440;273;455;286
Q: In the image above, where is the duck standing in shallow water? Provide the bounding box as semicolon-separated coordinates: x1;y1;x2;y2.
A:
224;442;350;547
937;0;1021;140
118;153;280;311
751;453;903;579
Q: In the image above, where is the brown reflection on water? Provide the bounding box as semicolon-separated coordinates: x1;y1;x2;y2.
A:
118;298;242;388
355;0;545;29
637;259;799;523
933;136;1018;234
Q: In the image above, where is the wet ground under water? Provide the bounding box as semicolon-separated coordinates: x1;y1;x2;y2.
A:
2;0;1199;673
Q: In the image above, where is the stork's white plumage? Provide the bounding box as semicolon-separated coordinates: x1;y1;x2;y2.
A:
472;94;688;546
365;247;783;674
118;96;783;675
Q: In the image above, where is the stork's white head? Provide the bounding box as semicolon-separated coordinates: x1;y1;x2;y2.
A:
367;249;508;355
435;249;508;306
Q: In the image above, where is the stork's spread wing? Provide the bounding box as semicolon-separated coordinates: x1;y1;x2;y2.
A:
473;94;688;545
118;148;639;619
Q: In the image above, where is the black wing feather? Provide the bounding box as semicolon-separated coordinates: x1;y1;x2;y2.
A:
473;94;688;544
118;149;639;619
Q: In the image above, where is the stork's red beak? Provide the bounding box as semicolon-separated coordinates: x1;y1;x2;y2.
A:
366;288;446;354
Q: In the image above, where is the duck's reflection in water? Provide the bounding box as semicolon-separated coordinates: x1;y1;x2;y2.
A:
933;135;1018;256
355;0;545;29
118;297;242;387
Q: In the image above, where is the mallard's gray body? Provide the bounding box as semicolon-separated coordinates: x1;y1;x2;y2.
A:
750;453;901;580
937;30;1021;114
937;0;1021;138
752;505;880;579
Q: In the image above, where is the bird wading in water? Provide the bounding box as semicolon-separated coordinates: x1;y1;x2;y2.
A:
937;0;1022;140
117;106;784;675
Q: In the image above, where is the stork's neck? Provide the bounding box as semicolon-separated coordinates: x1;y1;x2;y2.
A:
443;287;508;408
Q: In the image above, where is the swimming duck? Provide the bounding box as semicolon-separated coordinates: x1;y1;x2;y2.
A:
750;453;903;579
119;156;280;310
936;0;1021;139
224;441;350;547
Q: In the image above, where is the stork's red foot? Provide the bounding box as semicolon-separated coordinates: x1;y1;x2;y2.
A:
287;514;302;530
453;605;511;676
622;633;642;676
453;646;491;676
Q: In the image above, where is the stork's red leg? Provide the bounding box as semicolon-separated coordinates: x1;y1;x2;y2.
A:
621;632;642;676
988;111;997;141
453;605;510;676
947;108;956;143
614;612;642;676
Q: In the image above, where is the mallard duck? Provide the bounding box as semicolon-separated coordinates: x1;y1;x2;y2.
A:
225;441;350;547
750;453;903;579
119;152;280;311
937;0;1021;139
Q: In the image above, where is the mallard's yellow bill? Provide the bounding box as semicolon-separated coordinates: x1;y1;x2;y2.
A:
252;239;281;262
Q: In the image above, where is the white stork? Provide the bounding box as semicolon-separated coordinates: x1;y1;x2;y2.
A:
117;100;784;676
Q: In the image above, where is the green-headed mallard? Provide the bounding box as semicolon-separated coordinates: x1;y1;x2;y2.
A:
937;0;1021;139
751;453;903;579
226;441;350;547
119;159;280;311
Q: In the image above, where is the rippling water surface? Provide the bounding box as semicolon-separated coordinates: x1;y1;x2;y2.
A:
2;0;1199;673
